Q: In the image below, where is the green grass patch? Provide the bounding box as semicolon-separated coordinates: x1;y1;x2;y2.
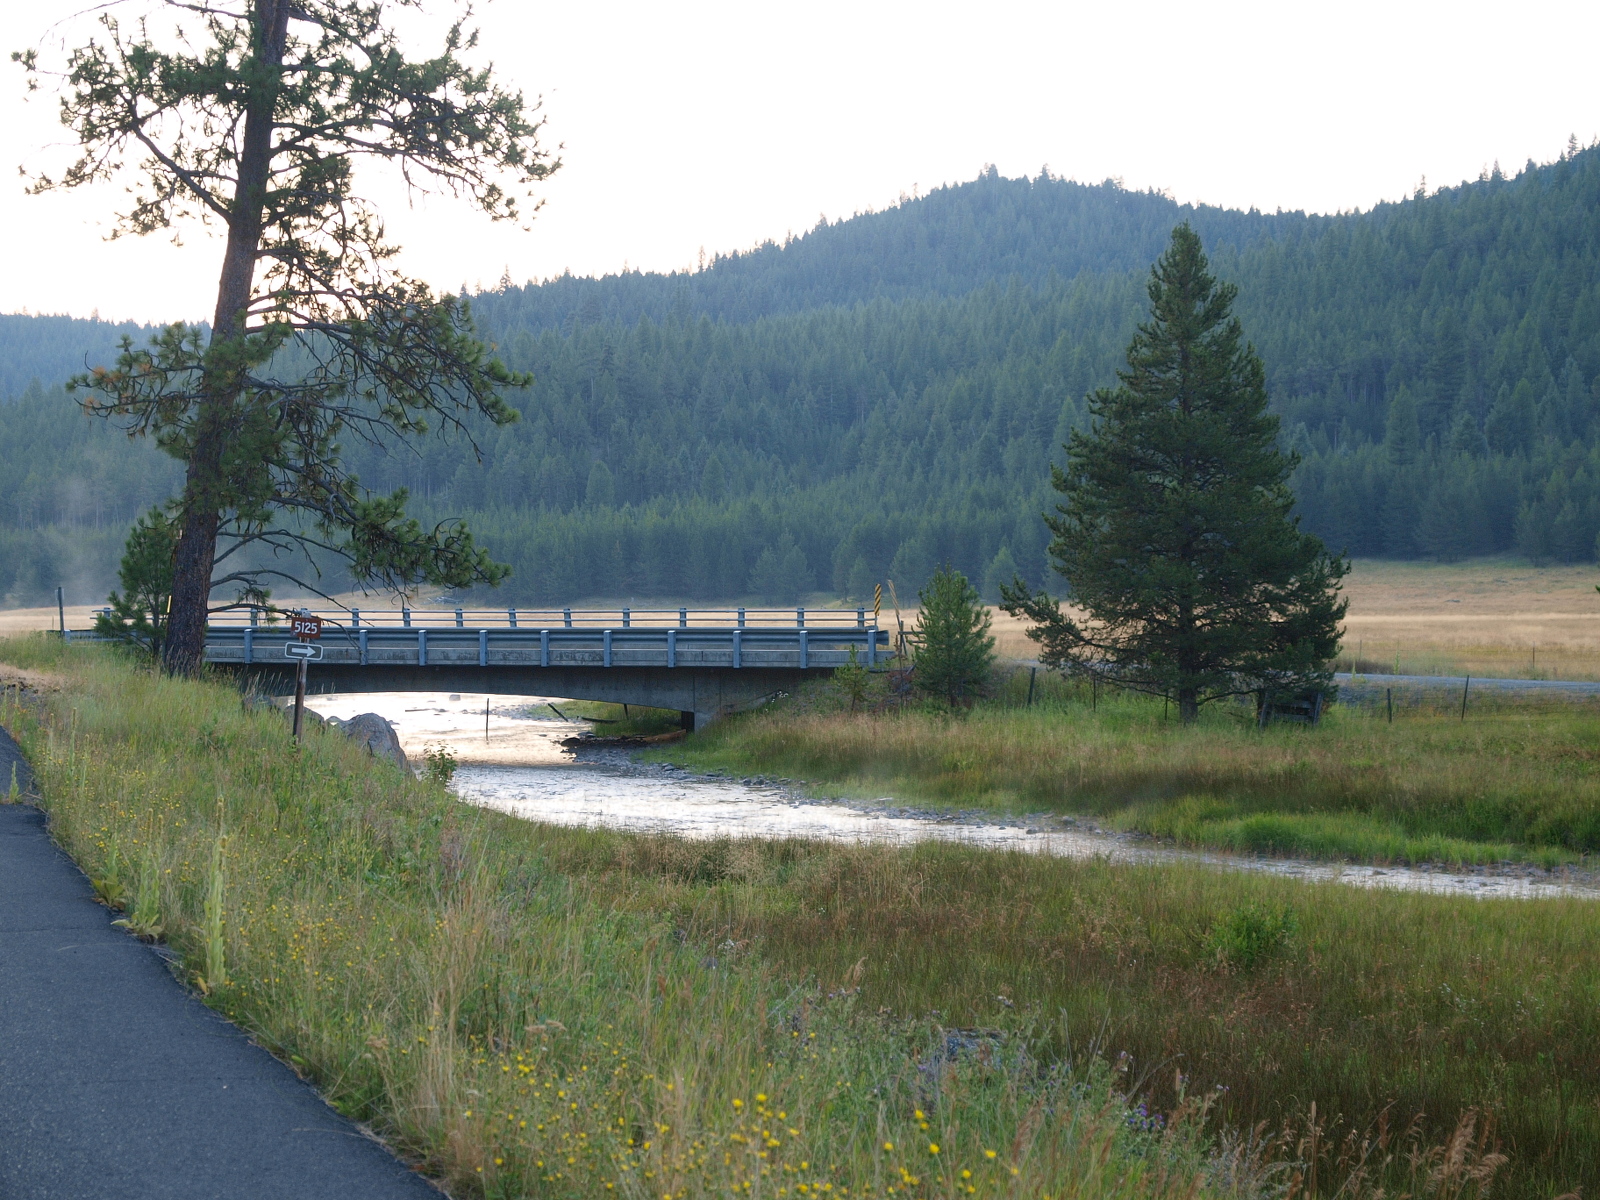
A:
2;636;1589;1197
656;679;1600;866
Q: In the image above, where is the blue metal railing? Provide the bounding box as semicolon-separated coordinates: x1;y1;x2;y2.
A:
207;605;874;630
202;622;889;670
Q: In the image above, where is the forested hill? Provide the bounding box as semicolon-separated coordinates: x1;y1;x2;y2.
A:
4;148;1600;608
471;170;1306;331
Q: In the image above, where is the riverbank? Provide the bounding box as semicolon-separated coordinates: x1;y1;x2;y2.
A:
656;675;1600;868
3;637;1596;1197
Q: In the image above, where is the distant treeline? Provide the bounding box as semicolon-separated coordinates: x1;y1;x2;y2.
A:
4;148;1600;606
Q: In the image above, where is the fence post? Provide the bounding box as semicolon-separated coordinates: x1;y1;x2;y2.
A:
1461;675;1470;720
1027;666;1037;707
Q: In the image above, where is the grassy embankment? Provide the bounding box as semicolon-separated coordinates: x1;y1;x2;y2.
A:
3;636;1595;1197
661;667;1600;868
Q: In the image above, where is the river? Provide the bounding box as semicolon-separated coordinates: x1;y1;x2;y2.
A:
304;691;1600;901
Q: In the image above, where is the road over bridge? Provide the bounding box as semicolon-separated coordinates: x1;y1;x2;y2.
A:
182;606;892;729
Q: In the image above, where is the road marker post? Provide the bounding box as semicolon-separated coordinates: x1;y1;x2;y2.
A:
286;611;324;744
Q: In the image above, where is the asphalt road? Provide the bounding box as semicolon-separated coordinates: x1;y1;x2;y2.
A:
0;726;441;1200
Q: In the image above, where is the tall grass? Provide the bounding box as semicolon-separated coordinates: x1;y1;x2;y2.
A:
1;637;1581;1197
666;679;1600;864
2;638;1236;1199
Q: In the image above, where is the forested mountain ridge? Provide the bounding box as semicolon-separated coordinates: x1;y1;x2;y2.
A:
3;148;1600;607
470;169;1307;332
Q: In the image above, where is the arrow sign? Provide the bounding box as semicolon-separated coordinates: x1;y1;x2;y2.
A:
284;642;324;661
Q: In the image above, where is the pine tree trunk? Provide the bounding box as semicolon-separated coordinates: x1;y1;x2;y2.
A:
1177;687;1200;723
161;0;290;676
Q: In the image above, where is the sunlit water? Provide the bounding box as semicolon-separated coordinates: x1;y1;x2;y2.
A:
306;691;1600;901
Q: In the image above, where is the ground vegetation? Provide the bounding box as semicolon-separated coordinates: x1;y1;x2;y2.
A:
0;637;1583;1197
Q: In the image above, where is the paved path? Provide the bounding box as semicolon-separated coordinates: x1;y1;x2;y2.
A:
0;726;441;1200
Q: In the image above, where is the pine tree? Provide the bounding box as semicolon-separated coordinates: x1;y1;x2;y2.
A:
1001;225;1347;722
915;565;995;708
94;508;179;657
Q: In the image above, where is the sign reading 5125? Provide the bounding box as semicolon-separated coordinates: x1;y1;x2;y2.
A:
291;614;324;641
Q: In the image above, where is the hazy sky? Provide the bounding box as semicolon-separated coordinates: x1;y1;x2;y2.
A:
1;0;1596;324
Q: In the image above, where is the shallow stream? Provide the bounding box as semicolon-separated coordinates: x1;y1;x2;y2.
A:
305;691;1600;901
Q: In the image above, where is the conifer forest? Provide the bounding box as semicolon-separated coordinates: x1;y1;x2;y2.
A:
6;147;1600;607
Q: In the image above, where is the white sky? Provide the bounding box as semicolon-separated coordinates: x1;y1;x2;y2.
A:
1;0;1597;324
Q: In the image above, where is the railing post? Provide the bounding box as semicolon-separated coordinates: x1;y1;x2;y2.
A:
797;606;805;627
540;630;550;667
418;628;428;666
623;607;631;628
857;606;865;628
402;607;412;628
667;628;677;668
679;607;687;627
737;607;745;628
733;628;742;668
359;629;369;665
479;629;488;667
250;606;259;627
244;628;254;664
564;607;572;628
456;607;464;628
603;629;612;668
508;607;518;628
350;607;359;628
800;628;809;669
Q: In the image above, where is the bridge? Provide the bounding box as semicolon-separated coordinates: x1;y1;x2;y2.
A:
183;606;892;729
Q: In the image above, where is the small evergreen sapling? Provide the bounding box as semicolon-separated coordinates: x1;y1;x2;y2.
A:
833;644;870;711
914;565;996;708
94;508;179;658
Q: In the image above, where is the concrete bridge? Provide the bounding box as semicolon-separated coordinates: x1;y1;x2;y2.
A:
190;606;891;729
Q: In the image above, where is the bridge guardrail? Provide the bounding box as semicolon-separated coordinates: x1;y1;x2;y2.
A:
203;624;891;670
202;605;878;630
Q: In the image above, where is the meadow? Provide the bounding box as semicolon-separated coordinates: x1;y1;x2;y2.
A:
1;635;1595;1199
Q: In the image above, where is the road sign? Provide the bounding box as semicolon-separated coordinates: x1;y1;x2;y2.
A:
291;613;323;640
284;642;324;661
873;584;882;623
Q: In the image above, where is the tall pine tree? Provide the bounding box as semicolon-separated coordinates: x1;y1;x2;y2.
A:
1002;225;1347;721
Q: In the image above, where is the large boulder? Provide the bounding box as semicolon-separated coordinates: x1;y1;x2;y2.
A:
337;713;409;770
